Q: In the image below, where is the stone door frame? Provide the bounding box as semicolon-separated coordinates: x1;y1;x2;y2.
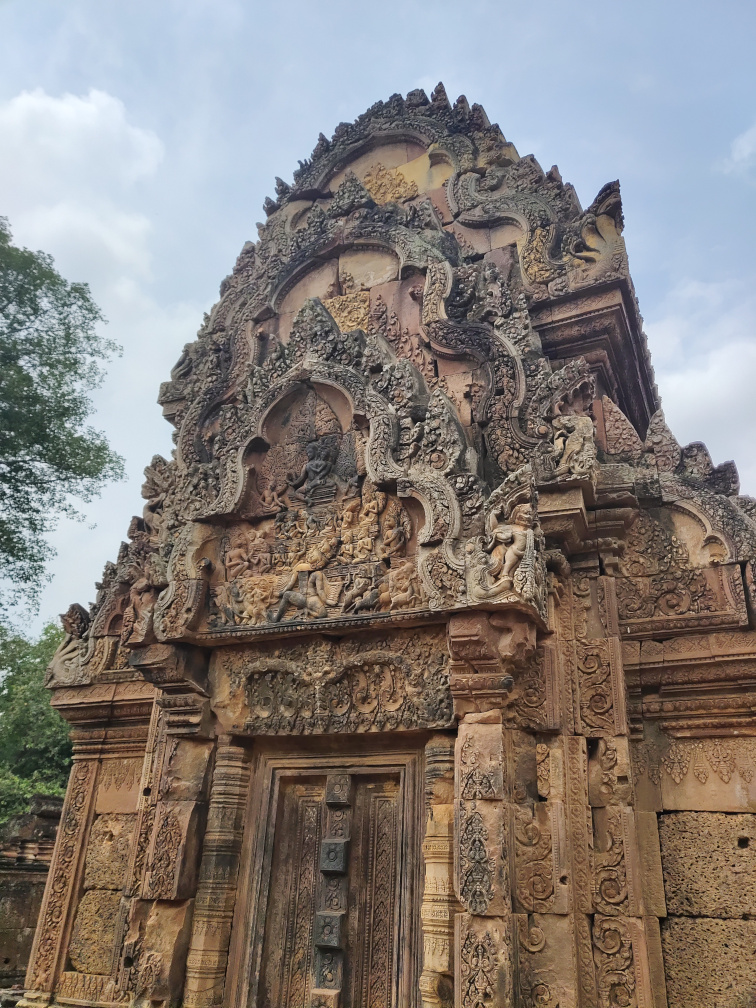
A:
225;736;426;1008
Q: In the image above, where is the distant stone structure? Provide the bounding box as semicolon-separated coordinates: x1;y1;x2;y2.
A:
0;796;62;991
20;85;756;1008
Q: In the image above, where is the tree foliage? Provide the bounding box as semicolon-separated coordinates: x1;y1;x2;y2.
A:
0;217;124;609
0;622;71;823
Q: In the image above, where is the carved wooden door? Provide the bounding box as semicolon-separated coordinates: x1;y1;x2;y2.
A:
238;751;421;1008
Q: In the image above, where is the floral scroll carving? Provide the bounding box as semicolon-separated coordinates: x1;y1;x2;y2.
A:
616;509;747;637
234;631;453;735
27;761;95;992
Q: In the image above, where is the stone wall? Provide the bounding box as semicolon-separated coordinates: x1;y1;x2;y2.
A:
658;805;756;1005
0;797;62;989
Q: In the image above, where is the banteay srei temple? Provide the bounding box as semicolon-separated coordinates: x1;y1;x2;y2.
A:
22;85;756;1008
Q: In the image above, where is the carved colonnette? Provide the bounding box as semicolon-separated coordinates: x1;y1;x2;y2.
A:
183;741;251;1008
419;735;457;1008
25;83;756;1007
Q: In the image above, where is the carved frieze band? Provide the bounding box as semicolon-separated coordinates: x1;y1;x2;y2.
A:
215;629;454;736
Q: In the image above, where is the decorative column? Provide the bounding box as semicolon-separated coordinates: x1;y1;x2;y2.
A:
20;675;155;1008
183;738;252;1008
420;734;458;1008
448;610;540;1008
20;753;99;1006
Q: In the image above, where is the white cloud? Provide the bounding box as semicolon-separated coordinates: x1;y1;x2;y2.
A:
0;89;210;630
0;88;163;292
646;278;756;495
18;201;153;284
0;88;162;197
719;120;756;178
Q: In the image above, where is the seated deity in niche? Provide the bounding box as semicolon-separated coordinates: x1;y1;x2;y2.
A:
208;385;422;628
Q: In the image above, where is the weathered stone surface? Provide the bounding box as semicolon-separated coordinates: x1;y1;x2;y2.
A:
95;757;143;813
158;740;213;802
635;810;666;917
662;917;756;1008
660;811;756;917
83;813;136;890
68;889;121;974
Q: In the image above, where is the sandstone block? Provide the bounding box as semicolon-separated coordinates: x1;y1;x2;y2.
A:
83;813;136;890
659;811;756;917
635;811;666;917
68;889;121;974
662;917;756;1008
158;740;213;803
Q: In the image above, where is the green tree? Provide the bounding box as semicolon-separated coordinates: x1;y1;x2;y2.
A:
0;622;71;823
0;217;124;610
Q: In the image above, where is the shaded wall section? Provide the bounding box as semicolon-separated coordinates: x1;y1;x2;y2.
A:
0;797;62;989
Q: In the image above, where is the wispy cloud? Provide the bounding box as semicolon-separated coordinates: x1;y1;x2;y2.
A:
718;120;756;179
0;89;206;625
646;278;756;494
0;89;163;292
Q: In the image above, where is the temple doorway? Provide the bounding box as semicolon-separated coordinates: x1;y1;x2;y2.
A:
229;743;424;1008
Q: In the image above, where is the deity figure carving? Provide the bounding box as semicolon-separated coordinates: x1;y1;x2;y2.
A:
380;499;411;559
258;479;287;514
46;603;90;686
287;439;338;505
467;501;539;606
549;413;595;478
141;455;170;536
386;557;422;610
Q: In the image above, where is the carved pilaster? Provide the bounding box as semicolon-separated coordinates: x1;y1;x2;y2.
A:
183;740;251;1008
591;914;666;1008
572;578;628;737
514;912;582;1008
455;912;513;1008
420;735;457;1008
455;715;509;919
564;736;594;916
453;709;515;1005
21;755;98;1004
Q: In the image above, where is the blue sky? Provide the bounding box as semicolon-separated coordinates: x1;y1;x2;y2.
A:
0;0;754;627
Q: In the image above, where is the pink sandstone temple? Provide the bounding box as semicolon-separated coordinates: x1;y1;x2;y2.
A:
19;85;756;1007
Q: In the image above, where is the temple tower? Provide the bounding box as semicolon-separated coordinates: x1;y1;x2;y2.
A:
21;85;756;1007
